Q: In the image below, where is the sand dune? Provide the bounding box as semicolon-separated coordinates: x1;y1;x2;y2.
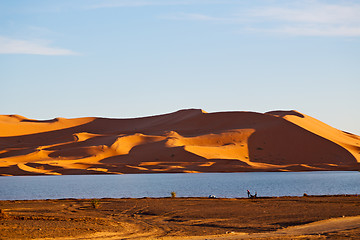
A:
0;109;359;176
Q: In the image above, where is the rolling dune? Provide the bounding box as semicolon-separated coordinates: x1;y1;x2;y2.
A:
0;109;359;176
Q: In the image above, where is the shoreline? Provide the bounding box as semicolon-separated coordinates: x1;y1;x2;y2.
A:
1;195;360;239
1;169;359;177
2;193;360;201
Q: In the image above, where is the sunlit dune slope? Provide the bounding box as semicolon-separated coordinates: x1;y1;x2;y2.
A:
0;115;94;137
0;109;359;176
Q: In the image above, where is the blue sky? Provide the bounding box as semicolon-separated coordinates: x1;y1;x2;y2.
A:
1;0;359;134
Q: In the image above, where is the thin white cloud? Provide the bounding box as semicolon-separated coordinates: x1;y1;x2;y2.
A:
163;13;232;22
165;1;360;37
247;3;360;36
247;26;360;37
0;37;78;55
89;1;167;8
88;0;234;9
250;4;360;25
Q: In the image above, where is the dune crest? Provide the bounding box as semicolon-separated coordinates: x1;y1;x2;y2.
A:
0;115;95;137
0;109;359;176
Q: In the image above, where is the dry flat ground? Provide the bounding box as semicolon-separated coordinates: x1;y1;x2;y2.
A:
1;195;360;239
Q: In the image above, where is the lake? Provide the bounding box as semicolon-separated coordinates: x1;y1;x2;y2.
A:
1;171;359;200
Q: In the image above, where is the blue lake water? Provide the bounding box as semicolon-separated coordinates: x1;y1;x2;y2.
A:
0;171;359;200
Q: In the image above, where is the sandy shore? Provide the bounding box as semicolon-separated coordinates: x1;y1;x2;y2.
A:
1;195;360;239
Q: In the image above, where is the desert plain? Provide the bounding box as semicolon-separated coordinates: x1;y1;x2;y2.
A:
2;195;360;239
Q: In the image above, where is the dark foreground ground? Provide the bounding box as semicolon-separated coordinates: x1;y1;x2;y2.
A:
1;195;360;239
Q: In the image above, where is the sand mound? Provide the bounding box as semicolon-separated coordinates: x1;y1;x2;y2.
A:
0;115;94;137
0;109;359;176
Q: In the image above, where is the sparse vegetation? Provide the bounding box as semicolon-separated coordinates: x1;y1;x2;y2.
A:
91;199;101;209
171;191;176;198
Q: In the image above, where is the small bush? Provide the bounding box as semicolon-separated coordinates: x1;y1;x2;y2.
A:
171;191;176;198
91;199;101;209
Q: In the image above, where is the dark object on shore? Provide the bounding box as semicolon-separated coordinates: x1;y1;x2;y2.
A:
248;190;258;198
208;195;216;198
303;193;308;197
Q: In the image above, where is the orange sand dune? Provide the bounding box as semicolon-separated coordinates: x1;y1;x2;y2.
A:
0;109;359;176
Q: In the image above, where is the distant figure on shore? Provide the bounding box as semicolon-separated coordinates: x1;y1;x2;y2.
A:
247;190;257;198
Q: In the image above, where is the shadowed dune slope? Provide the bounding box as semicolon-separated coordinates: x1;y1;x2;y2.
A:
0;109;359;176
